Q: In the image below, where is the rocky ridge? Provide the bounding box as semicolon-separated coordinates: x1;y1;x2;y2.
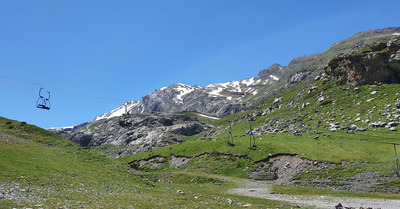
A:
95;64;286;121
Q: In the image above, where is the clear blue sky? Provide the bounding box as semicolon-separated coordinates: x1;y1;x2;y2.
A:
1;0;399;128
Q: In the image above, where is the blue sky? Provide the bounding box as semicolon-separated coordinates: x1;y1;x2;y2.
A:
1;0;400;128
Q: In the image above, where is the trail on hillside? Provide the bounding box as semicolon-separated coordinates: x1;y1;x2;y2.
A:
228;180;400;209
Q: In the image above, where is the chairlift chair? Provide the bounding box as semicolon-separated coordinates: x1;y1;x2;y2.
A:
36;88;51;110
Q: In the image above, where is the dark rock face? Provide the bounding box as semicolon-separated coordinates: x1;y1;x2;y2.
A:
325;37;400;86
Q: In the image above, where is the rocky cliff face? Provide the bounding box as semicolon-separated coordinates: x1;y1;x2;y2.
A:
68;112;213;158
326;36;400;86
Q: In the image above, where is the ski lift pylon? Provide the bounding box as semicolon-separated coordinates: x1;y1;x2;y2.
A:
36;87;51;110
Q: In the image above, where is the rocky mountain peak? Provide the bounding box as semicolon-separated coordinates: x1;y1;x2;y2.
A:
257;63;287;80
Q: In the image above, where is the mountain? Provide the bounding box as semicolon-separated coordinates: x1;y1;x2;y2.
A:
95;63;285;121
51;27;400;157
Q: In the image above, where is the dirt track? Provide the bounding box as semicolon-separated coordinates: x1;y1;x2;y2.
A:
229;180;400;209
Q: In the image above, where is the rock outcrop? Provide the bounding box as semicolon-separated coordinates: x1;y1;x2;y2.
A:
325;36;400;86
68;112;213;158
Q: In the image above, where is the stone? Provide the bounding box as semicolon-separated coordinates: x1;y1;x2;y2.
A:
369;122;386;128
273;97;283;105
309;86;318;93
335;203;343;209
390;127;397;131
176;190;185;195
371;90;379;95
317;96;325;103
355;127;367;132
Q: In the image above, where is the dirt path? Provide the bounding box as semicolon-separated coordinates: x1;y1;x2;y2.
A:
229;180;400;209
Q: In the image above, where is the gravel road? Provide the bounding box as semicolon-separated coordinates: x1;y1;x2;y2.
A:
229;180;400;209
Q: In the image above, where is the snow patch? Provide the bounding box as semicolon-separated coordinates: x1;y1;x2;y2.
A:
208;87;223;97
241;77;255;86
95;101;140;120
198;113;220;120
174;84;197;104
270;75;279;81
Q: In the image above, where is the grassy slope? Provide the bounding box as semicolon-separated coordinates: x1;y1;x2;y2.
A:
0;117;288;208
120;80;400;193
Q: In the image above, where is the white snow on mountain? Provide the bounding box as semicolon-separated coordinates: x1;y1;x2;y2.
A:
174;84;199;104
93;73;280;121
270;75;279;81
95;100;141;121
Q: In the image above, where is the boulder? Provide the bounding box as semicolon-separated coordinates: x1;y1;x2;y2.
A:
369;121;386;128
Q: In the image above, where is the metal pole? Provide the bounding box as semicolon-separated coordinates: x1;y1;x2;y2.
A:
394;144;400;176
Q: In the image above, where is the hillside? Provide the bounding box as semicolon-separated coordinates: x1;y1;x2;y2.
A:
0;117;290;208
118;31;400;195
120;80;400;193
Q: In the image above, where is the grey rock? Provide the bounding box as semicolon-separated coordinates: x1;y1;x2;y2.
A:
317;96;325;103
68;112;213;157
369;121;387;128
288;70;311;84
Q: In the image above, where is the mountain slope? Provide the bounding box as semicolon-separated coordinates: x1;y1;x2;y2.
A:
117;29;400;194
95;64;285;121
1;117;289;208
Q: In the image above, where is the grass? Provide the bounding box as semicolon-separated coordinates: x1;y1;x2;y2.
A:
121;130;396;164
0;117;293;208
121;81;400;192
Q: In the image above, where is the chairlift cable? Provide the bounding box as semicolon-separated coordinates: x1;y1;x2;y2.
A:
0;74;130;105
